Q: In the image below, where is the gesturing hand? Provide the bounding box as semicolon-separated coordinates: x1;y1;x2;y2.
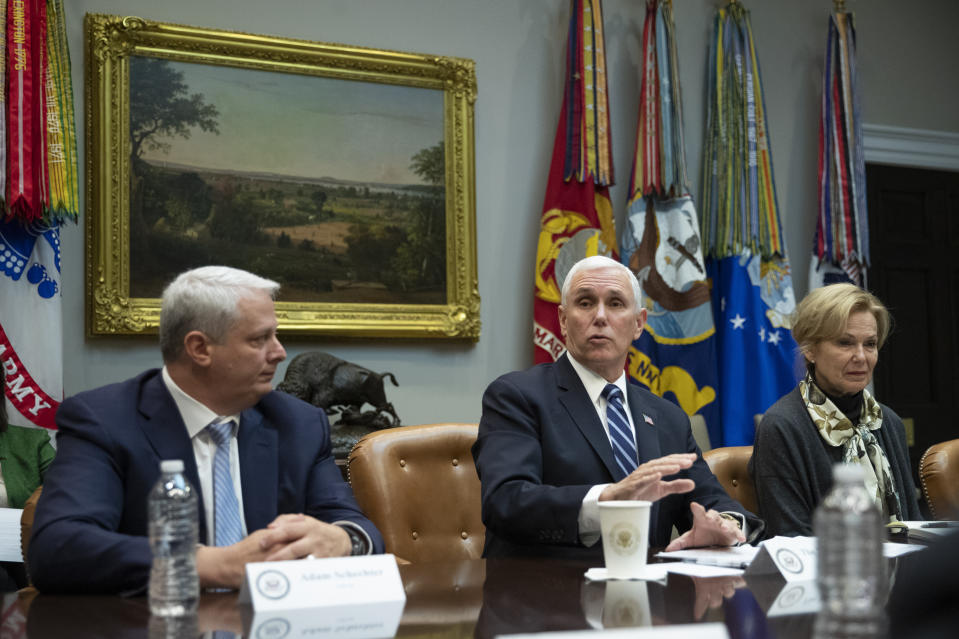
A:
664;502;745;551
599;453;697;502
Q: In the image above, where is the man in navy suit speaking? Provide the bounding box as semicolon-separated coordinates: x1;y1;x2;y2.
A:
473;255;762;560
29;266;383;593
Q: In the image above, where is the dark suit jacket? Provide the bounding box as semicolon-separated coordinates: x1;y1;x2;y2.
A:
28;369;383;594
472;355;761;560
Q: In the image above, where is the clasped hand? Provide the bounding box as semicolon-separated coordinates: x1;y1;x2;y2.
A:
197;514;352;589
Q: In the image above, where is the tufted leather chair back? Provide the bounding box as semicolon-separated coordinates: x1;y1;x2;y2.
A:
348;423;483;563
919;439;959;520
703;446;758;515
20;485;43;584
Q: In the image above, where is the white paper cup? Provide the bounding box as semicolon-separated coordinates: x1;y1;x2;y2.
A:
598;500;652;578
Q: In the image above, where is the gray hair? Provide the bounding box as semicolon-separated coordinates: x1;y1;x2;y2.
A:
159;266;280;362
560;255;644;312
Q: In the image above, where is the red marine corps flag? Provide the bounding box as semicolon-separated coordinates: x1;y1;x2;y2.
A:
533;0;617;363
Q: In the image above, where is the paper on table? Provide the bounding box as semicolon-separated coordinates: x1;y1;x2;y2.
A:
499;622;730;639
892;520;959;544
655;544;759;569
0;509;24;562
882;541;924;557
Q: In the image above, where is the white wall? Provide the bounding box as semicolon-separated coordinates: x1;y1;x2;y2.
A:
60;0;959;424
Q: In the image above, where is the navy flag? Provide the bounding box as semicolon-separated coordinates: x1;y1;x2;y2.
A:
619;0;718;442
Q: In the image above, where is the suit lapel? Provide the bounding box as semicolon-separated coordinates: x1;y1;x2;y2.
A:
626;383;664;529
556;355;623;481
238;407;278;533
138;374;208;543
626;383;663;463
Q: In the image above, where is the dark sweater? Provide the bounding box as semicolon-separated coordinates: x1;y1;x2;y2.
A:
748;387;920;538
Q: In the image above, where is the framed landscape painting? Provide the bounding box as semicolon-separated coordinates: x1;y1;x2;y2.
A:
85;14;479;338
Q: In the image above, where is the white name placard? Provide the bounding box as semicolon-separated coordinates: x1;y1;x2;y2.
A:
238;554;406;612
745;536;817;583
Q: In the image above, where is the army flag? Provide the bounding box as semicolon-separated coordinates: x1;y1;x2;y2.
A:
700;1;800;446
810;9;868;290
533;0;617;363
1;0;78;433
618;0;719;440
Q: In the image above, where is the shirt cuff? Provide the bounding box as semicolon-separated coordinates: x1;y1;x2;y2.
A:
577;484;610;547
720;511;749;542
334;521;373;555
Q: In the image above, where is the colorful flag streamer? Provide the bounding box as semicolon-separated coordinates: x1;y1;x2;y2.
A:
810;9;868;289
1;0;77;435
618;0;719;443
43;0;80;221
533;0;618;363
701;1;800;446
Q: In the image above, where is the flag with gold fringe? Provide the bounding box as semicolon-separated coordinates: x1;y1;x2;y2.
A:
701;0;800;446
810;6;868;289
43;0;79;220
533;0;617;363
618;0;719;444
1;0;78;435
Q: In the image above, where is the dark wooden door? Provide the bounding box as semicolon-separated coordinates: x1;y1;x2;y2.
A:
867;163;959;482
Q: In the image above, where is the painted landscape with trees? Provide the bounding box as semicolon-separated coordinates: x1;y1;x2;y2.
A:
127;56;447;304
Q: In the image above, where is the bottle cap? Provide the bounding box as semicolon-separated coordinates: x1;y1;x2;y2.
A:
160;459;185;473
833;462;865;483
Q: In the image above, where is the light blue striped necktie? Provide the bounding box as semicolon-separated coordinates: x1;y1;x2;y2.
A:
601;384;639;476
206;419;244;547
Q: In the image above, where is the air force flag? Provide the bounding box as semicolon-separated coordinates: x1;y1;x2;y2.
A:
708;252;800;446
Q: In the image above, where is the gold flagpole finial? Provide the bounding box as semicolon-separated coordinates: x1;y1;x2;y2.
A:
834;0;848;13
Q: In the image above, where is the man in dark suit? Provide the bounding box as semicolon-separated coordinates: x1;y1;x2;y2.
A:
29;266;383;594
473;255;761;560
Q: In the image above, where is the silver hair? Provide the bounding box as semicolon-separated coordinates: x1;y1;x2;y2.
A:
159;266;280;362
560;255;643;312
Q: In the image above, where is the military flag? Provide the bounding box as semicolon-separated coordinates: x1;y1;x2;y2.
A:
700;1;800;446
618;0;719;441
810;7;868;290
1;0;78;434
533;0;617;363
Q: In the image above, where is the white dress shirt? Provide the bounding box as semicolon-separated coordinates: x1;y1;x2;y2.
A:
161;366;247;543
566;354;636;547
567;356;747;545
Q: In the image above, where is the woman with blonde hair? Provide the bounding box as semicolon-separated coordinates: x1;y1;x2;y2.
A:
748;283;920;537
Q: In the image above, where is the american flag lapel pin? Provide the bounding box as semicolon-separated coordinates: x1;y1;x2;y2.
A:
643;413;654;425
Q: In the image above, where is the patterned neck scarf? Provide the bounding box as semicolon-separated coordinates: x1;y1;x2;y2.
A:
800;374;903;523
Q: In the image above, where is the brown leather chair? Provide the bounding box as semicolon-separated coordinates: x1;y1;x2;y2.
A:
347;423;483;563
703;446;758;515
20;485;42;583
919;439;959;520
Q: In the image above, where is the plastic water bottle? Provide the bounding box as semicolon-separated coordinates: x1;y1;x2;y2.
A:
813;463;886;637
148;459;199;617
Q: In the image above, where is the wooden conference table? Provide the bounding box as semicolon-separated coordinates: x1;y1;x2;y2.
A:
10;556;827;638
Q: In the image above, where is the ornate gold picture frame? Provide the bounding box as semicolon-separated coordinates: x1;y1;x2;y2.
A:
85;14;479;338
